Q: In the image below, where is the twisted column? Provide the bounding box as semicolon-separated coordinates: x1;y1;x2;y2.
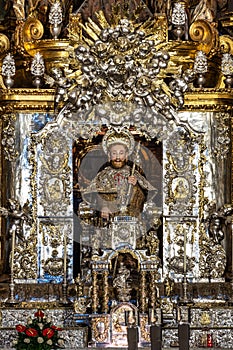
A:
92;270;99;313
102;270;109;313
140;270;147;313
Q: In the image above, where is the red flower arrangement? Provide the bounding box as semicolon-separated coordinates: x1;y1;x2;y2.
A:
14;310;64;350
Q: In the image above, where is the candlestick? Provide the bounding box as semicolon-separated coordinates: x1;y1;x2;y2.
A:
59;231;70;305
64;231;67;282
127;325;138;350
178;323;190;350
150;324;162;350
150;308;155;324
6;228;18;304
183;229;187;275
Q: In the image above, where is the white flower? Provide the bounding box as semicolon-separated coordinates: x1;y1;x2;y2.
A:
46;317;51;323
38;322;44;329
24;338;30;343
58;338;65;346
47;339;53;345
11;340;18;345
27;318;33;325
37;337;44;344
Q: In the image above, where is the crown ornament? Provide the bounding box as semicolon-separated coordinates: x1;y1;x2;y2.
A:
102;127;135;155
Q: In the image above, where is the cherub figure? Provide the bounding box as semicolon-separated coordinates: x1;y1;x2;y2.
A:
45;67;73;111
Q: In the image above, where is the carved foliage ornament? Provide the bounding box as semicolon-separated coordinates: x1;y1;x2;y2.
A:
1;114;18;161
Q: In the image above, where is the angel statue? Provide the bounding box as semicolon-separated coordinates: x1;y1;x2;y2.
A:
0;199;32;241
0;199;32;276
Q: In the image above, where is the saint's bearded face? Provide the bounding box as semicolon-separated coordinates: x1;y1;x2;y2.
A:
109;143;128;169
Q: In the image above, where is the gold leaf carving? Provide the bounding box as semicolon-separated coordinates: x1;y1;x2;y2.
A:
219;35;233;55
22;16;44;43
0;34;10;55
68;13;82;45
189;19;218;54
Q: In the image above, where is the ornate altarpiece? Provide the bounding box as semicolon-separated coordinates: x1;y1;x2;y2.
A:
0;0;233;348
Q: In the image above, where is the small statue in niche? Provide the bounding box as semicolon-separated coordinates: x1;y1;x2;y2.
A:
164;275;174;297
44;250;63;276
81;128;157;221
74;273;84;297
173;178;189;201
208;213;224;244
146;228;160;255
113;262;132;302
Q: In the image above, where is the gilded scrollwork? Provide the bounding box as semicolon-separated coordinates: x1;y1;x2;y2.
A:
1;114;19;161
199;204;233;279
199;233;226;279
140;314;150;342
14;243;37;279
68;13;82;45
0;33;10;55
22;16;44;43
213;112;231;160
219;35;233;55
189;19;219;54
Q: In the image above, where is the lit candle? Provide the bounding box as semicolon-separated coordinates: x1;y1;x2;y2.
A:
63;232;67;282
11;228;16;274
183;230;187;275
207;333;213;347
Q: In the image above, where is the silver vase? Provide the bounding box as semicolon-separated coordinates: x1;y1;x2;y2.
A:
50;23;61;39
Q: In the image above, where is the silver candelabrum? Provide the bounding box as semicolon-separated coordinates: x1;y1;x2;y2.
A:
171;2;186;41
49;0;63;39
31;52;45;88
221;52;233;88
2;53;16;88
193;50;208;88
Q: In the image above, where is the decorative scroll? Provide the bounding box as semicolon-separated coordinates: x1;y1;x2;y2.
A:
219;35;233;55
1;114;19;161
22;16;44;43
0;34;10;55
214;112;231;160
189;19;218;54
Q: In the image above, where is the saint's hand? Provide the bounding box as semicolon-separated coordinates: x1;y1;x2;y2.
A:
128;175;137;186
